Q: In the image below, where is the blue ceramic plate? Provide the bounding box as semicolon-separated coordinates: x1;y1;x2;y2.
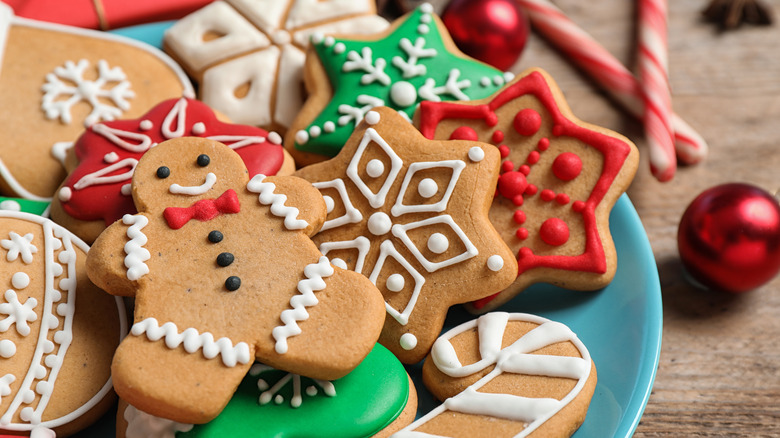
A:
83;23;662;438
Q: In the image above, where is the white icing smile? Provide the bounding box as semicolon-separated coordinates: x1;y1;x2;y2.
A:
169;172;217;195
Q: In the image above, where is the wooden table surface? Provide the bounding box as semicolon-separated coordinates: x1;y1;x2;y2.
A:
491;0;780;435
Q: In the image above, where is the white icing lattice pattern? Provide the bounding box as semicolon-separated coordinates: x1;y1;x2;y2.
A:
251;364;336;409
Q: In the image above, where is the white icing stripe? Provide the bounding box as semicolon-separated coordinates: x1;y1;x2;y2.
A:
131;318;251;367
247;175;309;230
272;256;334;354
369;240;425;326
0;158;52;201
168;172;217;195
122;214;151;281
161;98;188;138
73;158;138;190
206;135;266;150
318;236;370;274
501;354;590;380
91;124;154;153
444;387;560;424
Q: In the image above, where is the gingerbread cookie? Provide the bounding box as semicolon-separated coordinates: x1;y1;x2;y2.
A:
394;312;596;437
0;198;50;216
295;107;517;364
50;97;294;244
163;0;389;133
0;4;193;201
285;2;515;166
86;137;386;424
415;68;639;312
0;211;127;437
117;344;417;438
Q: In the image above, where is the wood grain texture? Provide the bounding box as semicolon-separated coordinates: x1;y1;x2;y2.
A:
504;0;780;435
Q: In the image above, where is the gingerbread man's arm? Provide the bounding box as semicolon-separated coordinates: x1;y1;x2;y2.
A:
86;213;151;297
245;175;327;237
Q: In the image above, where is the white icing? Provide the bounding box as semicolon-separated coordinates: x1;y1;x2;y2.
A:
0;200;20;211
468;146;485;162
0;290;37;336
322;195;335;213
192;122;206;135
124;404;194;438
392;37;436;79
312;179;363;232
369;241;425;326
399;333;417;350
417;178;438;198
73;158;139;191
104;152;120;163
168;172;217;195
0;339;16;358
131;318;251;367
247;175;309;230
51;142;74;168
0;374;14;400
122;214;151;281
427;233;449;254
319;236;370;274
392;215;478;273
11;272;30;289
1;232;38;264
58;188;72;202
487;255;504;272
367;212;392;236
366;159;385;178
309;126;321;138
250;364;336;409
386;273;405;292
139;120;153;130
206;135;266;150
346;128;403;209
390;160;465;216
330;258;347;269
343;47;391;86
121;184;132;196
91;123;154;153
272;256;334;354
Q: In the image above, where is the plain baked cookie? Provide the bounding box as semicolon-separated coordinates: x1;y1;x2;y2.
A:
295;107;517;364
415;68;639;313
116;344;417;438
0;211;127;437
86;137;386;424
394;312;597;438
0;4;192;201
163;0;389;133
50;97;294;244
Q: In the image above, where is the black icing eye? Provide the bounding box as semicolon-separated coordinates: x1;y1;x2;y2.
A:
156;166;170;179
197;154;210;167
225;276;241;292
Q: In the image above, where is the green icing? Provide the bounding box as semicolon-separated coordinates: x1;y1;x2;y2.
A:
179;344;408;438
0;197;50;216
294;4;510;157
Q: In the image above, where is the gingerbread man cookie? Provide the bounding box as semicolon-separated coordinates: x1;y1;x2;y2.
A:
415;68;639;312
86;137;386;424
295;107;517;364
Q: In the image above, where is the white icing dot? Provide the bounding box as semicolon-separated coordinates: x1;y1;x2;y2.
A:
504;72;515;82
58;187;72;202
420;3;433;13
324;36;335;47
390;81;418;107
331;258;348;270
267;131;282;145
487;255;505;272
42;340;54;354
103;152;120;163
52;263;63;277
306;386;318;396
11;272;30;289
493;75;505;85
0;200;21;211
47;315;59;328
35;381;52;396
33;365;47;379
366;159;385;178
58;250;74;264
427;233;449;254
295;130;309;145
323;195;335;213
367;212;392;236
121;184;132;196
20;407;34;421
192;122;206;135
417;178;438;198
421;14;432;23
271;29;291;45
480;77;491;87
400;333;418;350
22;389;35;403
364;111;381;125
274;395;284;404
386;273;405;292
45;354;61;368
59;278;75;291
57;303;69;316
468;146;485;162
257;379;269;391
0;339;16;358
54;330;71;345
323;121;336;133
309;126;322;138
139;120;153;130
333;43;346;54
418;24;430;34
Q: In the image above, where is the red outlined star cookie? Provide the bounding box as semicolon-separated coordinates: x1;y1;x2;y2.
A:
295;106;517;363
415;68;639;312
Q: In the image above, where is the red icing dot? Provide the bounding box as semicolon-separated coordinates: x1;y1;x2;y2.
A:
449;126;479;141
516;228;529;240
513;210;526;224
537;138;550;151
556;194;571;205
519;165;531;175
539;218;569;246
540;189;555;202
527;150;540;165
552;152;583;181
525;184;538;196
498;144;510;158
501;160;515;172
498;171;528;204
492;130;505;144
513;109;542;136
572;201;586;212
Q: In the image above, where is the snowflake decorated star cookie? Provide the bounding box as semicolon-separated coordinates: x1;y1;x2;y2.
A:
0;4;192;201
285;2;514;165
295;107;517;364
416;68;640;313
86;137;386;424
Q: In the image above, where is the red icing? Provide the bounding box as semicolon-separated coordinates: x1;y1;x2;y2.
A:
540;189;555;202
556;194;571;205
552;152;583;181
513;108;542;136
526;150;540;165
449;126;479;141
539;218;569;246
163;189;241;230
513;210;526;224
498;144;510;158
524;184;538;196
60;98;284;226
537;137;550;151
519;165;531;175
498;172;527;206
516;228;529;240
492;130;505;143
501;160;515;173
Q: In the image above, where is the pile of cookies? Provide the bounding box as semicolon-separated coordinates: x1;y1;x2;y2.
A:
0;1;639;437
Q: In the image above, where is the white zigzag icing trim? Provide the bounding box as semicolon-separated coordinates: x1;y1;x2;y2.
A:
272;256;334;354
131;317;251;367
247;175;309;230
122;214;150;281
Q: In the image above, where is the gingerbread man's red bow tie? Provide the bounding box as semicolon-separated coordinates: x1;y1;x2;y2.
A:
163;189;241;229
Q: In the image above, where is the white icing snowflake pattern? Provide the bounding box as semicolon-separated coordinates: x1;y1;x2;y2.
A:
1;232;38;264
0;289;38;336
251;364;336;409
0;374;15;402
41;59;135;126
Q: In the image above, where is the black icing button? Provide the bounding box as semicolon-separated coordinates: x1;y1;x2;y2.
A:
217;252;234;267
225;276;241;291
156;166;170;179
197;154;211;167
208;230;223;243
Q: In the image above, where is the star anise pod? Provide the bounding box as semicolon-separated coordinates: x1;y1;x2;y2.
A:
702;0;774;30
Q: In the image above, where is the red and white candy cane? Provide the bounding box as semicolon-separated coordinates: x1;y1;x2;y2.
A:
517;0;708;180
